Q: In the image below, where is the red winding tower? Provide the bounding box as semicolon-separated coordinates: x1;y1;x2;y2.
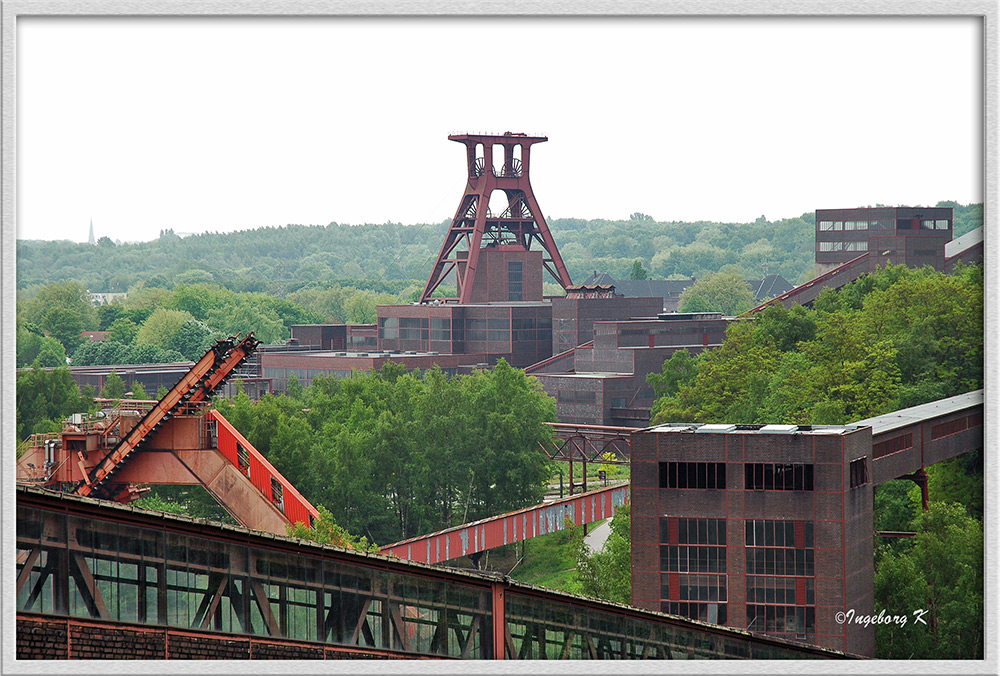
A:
420;132;573;304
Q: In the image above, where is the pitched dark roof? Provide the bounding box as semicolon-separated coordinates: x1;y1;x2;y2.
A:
746;274;794;300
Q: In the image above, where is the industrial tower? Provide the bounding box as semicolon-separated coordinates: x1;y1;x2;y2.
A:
420;132;573;304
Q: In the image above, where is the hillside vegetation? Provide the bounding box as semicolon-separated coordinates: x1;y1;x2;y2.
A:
17;202;982;295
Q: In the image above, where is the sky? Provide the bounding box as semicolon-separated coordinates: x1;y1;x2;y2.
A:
16;15;984;244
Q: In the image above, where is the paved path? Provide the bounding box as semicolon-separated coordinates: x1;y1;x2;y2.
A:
583;518;611;553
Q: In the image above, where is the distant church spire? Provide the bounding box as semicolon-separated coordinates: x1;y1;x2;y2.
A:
88;219;96;245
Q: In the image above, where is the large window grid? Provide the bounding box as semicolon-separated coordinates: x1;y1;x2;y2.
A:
659;462;726;490
744;463;813;491
744;520;814;576
818;241;868;252
746;605;815;637
508;261;523;301
745;522;816;638
17;507;493;658
659;518;727;625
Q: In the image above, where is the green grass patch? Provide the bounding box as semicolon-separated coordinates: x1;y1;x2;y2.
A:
505;520;607;596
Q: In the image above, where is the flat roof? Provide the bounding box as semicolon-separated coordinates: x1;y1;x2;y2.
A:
648;423;860;436
533;372;632;379
851;389;983;436
269;350;452;360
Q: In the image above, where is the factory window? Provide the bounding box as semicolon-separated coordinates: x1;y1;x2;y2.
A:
818;241;843;252
935;219;950;229
558;390;596;404
843;241;868;251
746;576;813;605
818;221;833;231
659;517;728;625
377;317;398;341
466;319;487;342
744;463;813;491
236;443;251;479
849;458;869;488
270;477;284;513
508;261;523;301
872;432;913;458
659;462;727;489
745;520;814;576
747;604;814;637
746;576;816;636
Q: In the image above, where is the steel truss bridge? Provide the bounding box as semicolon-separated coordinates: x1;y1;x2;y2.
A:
16;486;849;661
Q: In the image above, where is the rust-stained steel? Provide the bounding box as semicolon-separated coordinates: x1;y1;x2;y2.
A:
544;421;638;464
381;483;630;564
77;334;260;498
420;132;572;303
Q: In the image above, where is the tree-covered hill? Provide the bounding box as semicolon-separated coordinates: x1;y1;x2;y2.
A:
17;202;982;295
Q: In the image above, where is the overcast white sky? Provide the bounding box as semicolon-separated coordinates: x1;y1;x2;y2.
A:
16;16;983;244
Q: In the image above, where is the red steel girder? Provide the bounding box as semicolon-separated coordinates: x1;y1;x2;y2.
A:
381;483;629;565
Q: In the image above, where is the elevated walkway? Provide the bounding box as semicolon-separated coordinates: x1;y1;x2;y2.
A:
381;483;629;565
16;485;851;660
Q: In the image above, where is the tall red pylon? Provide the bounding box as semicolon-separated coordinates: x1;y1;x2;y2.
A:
420;132;573;303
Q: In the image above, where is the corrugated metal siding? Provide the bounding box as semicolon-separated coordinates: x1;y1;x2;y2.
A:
208;410;319;527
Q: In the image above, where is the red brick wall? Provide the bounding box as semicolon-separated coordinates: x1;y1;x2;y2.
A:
16;615;420;660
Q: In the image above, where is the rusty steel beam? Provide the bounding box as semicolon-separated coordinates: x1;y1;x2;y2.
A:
544;422;638;465
79;334;260;498
381;483;629;565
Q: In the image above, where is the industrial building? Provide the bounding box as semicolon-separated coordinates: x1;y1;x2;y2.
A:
47;136;983;430
628;390;983;657
813;206;954;276
529;311;732;426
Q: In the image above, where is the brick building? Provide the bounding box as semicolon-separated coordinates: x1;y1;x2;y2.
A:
630;422;875;656
531;312;733;426
288;324;377;352
814;206;952;276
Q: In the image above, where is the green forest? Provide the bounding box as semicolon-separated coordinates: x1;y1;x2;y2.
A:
17;202;982;295
215;359;555;546
15;279;407;370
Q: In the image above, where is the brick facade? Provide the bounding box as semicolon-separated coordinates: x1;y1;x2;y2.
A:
630;424;875;656
15;615;417;660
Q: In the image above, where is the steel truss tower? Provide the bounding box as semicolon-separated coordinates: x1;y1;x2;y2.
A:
420;132;573;303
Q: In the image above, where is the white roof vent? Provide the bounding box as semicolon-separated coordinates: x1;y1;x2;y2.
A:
760;424;799;434
695;424;737;434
